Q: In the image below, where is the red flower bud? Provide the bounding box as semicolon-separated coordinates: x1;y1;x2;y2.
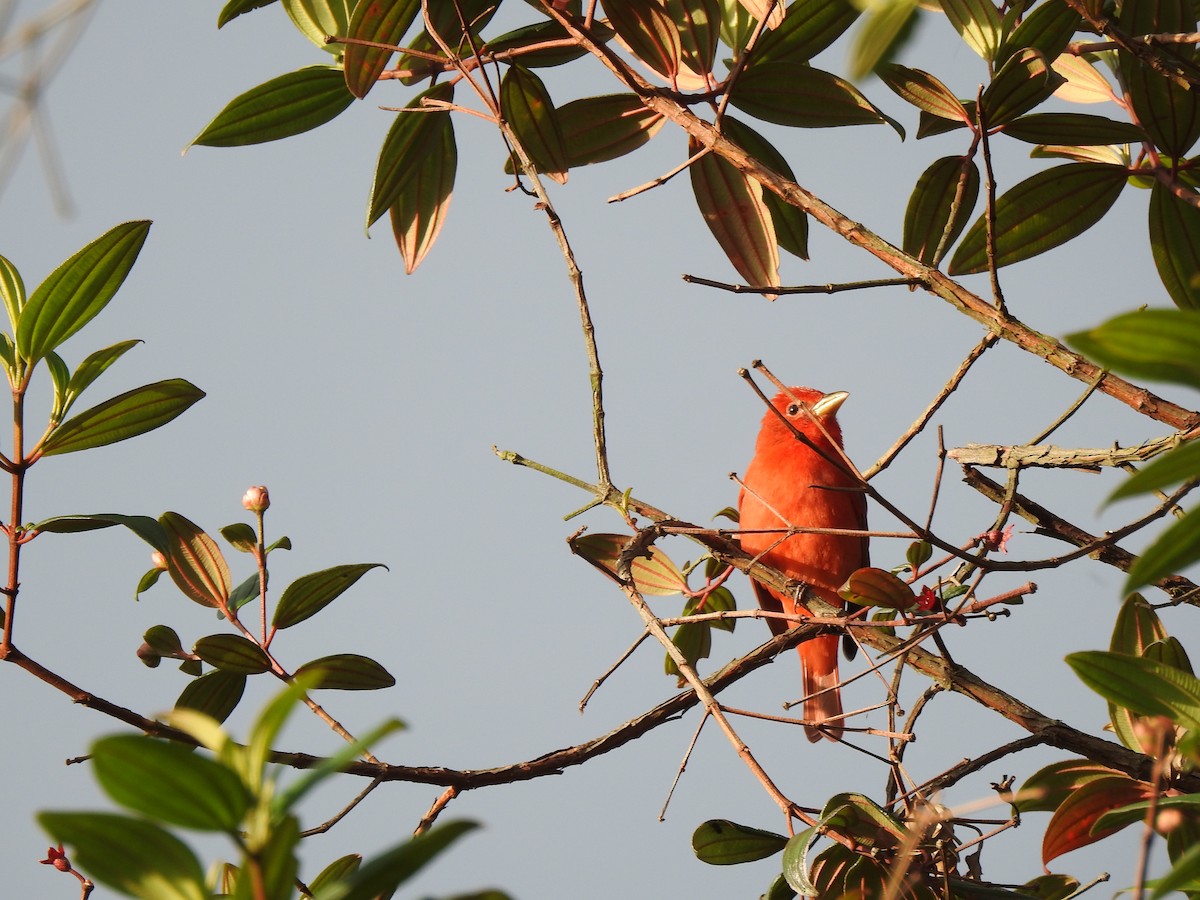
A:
242;485;270;513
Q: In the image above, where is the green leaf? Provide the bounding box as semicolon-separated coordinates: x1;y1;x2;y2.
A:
903;155;980;265
144;624;185;657
847;0;918;80
194;634;272;674
310;855;362;894
570;532;689;595
603;0;682;81
33;512;168;552
192;66;354;147
1067;650;1200;728
668;0;721;75
1112;441;1200;501
281;0;350;50
502;65;568;184
218;0;279;28
1149;180;1200;310
940;0;1003;60
692;819;788;864
273;717;404;814
16;221;150;365
722;116;810;259
1126;503;1200;588
754;0;860;64
367;82;453;229
665;619;712;674
878;65;970;123
391;112;457;274
995;0;1081;69
343;0;420;98
0;253;25;332
273;563;386;629
92;735;251;831
229;570;263;612
820;793;907;848
689;134;780;293
45;351;69;418
557;94;665;168
1002;112;1145;145
1153;836;1200;898
160;512;232;609
981;49;1065;127
175;670;247;724
483;20;612;68
948;163;1126;274
220;522;258;552
295;653;396;690
59;339;142;419
1067;308;1200;388
731;62;897;131
38;378;204;456
1119;0;1200;157
1021;873;1082;900
700;584;738;632
39;812;207;900
781;828;821;895
317;820;479;900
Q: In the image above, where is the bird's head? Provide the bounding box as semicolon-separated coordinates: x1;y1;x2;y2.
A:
759;386;849;451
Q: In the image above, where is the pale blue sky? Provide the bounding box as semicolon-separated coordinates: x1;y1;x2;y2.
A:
1;1;1187;897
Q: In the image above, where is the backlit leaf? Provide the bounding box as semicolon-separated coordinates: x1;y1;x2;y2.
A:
60;339;142;419
689;135;780;294
16;221;150;364
483;20;614;68
692;819;788;864
605;0;682;80
1002;112;1145;145
1042;775;1150;864
995;0;1081;68
175;669;247;724
754;0;860;64
38;379;204;456
878;64;970;122
980;49;1065;127
940;0;1003;60
570;532;689;595
1149;181;1200;309
295;653;396;690
731;61;896;131
1016;758;1125;813
0;253;24;331
722;116;809;258
1067;308;1200;388
948;163;1126;274
391;113;456;273
281;0;350;50
502;65;568;184
194;634;272;674
160;512;232;609
558;94;665;167
343;0;420;98
838;566;916;609
368;82;453;229
273;563;386;629
1126;503;1200;588
665;619;712;674
192;66;354;147
903;154;980;265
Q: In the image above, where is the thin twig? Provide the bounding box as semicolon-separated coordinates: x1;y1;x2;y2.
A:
682;274;923;294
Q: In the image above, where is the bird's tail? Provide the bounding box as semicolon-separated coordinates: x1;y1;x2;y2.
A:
800;634;843;742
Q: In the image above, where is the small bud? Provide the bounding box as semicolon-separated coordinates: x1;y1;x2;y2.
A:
1156;807;1184;835
150;550;168;571
136;642;162;668
40;845;70;871
242;485;270;513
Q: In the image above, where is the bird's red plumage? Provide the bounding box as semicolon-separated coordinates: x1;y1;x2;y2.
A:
738;387;868;742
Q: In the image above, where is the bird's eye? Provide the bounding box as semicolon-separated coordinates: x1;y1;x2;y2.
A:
786;403;801;416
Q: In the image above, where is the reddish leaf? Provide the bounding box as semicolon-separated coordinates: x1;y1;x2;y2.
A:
940;0;1003;60
604;0;682;81
557;94;665;167
391;114;456;274
995;0;1081;68
1149;180;1200;310
160;512;231;609
175;670;247;724
570;532;689;595
1016;759;1125;813
343;0;420;99
1042;776;1151;864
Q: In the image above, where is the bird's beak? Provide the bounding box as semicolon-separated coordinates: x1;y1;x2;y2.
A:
812;391;850;418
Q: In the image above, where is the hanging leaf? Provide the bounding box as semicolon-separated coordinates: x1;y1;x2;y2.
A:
295;653;396;690
692;819;788;864
557;94;665;168
1111;442;1200;502
1001;112;1145;145
16;221;151;365
273;563;386;629
1052;54;1117;104
1066;308;1200;388
343;0;421;98
281;0;351;51
1149;181;1200;310
570;532;689;595
501;65;568;184
1041;775;1151;864
689;135;780;295
391;114;457;274
1015;758;1126;813
903;155;980;265
1119;0;1200;157
731;62;898;132
38;379;204;456
175;669;247;723
940;0;1003;60
160;512;232;609
737;0;785;28
368;83;454;229
667;0;721;75
722;116;809;259
878;64;970;123
754;0;860;64
218;0;279;28
194;634;272;674
948;163;1126;274
980;49;1065;128
192;66;354;147
604;0;682;80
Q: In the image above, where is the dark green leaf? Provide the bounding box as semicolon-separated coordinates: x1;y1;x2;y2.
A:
228;570;262;612
144;624;185;656
343;0;420;98
392;113;457;274
692;819;788;864
1112;441;1200;501
1150;180;1200;310
39;378;204;456
502;66;568;184
1042;775;1149;863
260;813;302;899
1127;503;1200;588
903;155;980;265
1002;112;1145;145
665;620;712;674
273;563;386;629
948;163;1126;274
700;585;738;632
16;221;150;364
192;66;354;147
272;717;405;815
820;793;907;848
722;116;809;259
160;511;231;609
483;20;612;68
220;522;258;552
1067;650;1200;728
1107;593;1170;750
839;567;917;609
755;0;860;64
557;94;665;168
39;812;207;900
668;0;721;75
295;653;396;690
995;0;1081;68
367;82;453;228
92;735;251;831
194;633;271;674
1067;308;1200;388
319;820;479;900
981;49;1065;127
603;0;681;80
1020;873;1081;900
218;0;278;28
689;134;780;293
878;64;969;122
1119;0;1200;157
33;512;168;553
732;62;896;131
175;669;247;724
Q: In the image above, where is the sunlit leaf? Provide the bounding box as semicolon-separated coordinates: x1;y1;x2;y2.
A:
484;19;613;68
557;94;665;167
1066;308;1200;388
38;379;204;456
878;64;970;122
692;819;788;864
1042;775;1150;864
318;820;479;900
689;135;780;294
343;0;421;98
39;813;207;900
948;163;1126;274
175;669;247;724
16;221;150;365
605;0;682;80
940;0;1003;60
903;154;980;265
368;82;453;229
848;0;918;80
737;0;784;28
980;49;1065;127
1002;112;1145;145
665;619;712;674
192;66;354;147
194;634;271;674
160;512;231;609
571;532;689;594
719;0;757;53
668;0;721;75
731;61;897;132
1067;650;1200;728
754;0;860;64
218;0;279;28
295;653;396;690
281;0;350;51
1021;873;1082;900
144;624;185;657
1149;181;1200;310
501;65;568;184
1052;53;1116;104
92;735;251;831
1016;758;1125;813
273;563;386;629
0;253;25;332
1119;0;1200;157
33;512;167;552
722;116;809;258
391;113;456;273
1152;836;1200;898
995;0;1081;68
820;793;907;848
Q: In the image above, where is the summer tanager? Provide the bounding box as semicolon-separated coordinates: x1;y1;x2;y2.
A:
738;387;868;742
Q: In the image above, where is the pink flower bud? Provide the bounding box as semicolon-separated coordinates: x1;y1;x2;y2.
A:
150;551;168;570
242;485;270;513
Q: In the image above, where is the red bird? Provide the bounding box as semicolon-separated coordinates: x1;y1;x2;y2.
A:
738;387;868;742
